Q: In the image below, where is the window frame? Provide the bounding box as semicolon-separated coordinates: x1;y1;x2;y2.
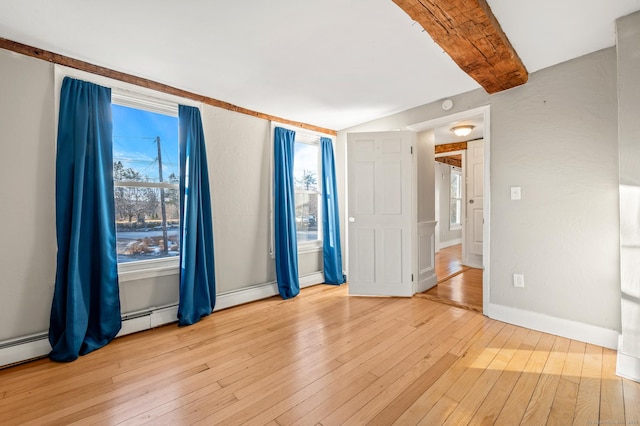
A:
293;137;323;252
450;166;463;231
54;65;201;280
270;122;333;256
111;94;181;274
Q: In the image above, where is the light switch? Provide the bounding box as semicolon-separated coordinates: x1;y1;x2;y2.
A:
510;186;521;200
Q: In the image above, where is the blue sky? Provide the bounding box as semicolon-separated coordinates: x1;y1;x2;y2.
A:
294;142;319;191
112;104;179;182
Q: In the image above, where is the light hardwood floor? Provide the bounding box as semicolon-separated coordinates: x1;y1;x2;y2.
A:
417;244;483;312
1;284;637;425
434;244;467;280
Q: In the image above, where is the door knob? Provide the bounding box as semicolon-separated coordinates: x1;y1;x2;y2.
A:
469;199;474;204
348;217;355;222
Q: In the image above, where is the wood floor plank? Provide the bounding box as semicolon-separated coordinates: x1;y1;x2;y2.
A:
417;395;458;425
546;339;586;426
27;365;214;426
623;377;640;424
422;268;483;311
276;372;379;425
520;336;571;425
391;319;508;424
288;307;473;425
366;309;474;378
599;348;626;425
493;332;556;425
216;302;458;425
368;353;459;425
469;329;541;425
573;344;603;425
443;325;528;425
0;284;631;426
319;313;481;425
341;338;461;425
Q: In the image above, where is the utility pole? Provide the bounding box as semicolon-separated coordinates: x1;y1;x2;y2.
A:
155;136;169;255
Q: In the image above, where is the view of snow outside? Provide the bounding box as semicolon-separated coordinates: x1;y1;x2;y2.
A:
112;104;180;263
293;142;320;242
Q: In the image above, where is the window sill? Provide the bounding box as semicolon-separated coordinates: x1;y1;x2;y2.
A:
118;257;180;283
450;224;462;231
298;241;323;254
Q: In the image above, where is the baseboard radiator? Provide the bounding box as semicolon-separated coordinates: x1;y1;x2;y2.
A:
0;272;325;368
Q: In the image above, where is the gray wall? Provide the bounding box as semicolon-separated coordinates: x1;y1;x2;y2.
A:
435;162;463;246
202;106;323;293
617;11;640;359
337;47;621;332
490;48;619;329
417;130;436;224
0;48;323;344
0;50;56;340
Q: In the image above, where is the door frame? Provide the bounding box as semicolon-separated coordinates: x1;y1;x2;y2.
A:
407;105;491;314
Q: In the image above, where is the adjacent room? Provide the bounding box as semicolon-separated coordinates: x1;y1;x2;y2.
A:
1;0;640;424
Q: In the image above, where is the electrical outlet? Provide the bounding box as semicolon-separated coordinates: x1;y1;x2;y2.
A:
513;273;525;288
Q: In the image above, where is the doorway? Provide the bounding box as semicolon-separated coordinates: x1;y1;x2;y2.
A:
407;106;490;313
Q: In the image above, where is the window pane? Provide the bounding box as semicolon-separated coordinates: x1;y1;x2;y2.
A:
112;104;179;183
112;104;180;263
294;143;319;192
450;171;461;198
115;188;180;263
450;199;461;226
295;192;319;242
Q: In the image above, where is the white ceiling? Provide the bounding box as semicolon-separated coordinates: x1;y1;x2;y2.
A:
1;0;639;131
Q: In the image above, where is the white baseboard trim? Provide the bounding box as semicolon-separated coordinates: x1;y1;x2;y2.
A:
617;336;640;382
0;272;327;368
215;271;325;311
414;273;437;294
487;303;619;350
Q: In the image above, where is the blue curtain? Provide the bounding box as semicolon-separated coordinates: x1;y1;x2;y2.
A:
320;137;345;285
49;77;121;362
273;127;300;299
178;105;216;326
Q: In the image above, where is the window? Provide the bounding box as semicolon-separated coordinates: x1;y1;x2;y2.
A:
450;167;462;230
111;101;180;263
293;135;322;246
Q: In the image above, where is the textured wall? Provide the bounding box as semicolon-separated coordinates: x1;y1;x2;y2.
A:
0;50;56;340
489;48;620;329
338;47;620;332
417;130;436;224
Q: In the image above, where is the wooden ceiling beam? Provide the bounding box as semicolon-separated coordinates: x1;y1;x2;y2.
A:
392;0;528;93
435;142;467;154
436;156;462;168
0;37;336;136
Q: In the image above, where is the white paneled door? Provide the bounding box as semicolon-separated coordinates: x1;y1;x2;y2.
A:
347;131;415;297
466;139;484;259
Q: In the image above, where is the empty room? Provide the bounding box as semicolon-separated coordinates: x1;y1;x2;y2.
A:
1;1;640;424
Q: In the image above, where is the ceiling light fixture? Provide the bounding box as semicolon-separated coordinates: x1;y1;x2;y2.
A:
451;125;475;137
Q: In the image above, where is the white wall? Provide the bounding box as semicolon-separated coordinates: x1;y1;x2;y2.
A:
617;11;640;380
0;48;324;349
337;47;621;345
